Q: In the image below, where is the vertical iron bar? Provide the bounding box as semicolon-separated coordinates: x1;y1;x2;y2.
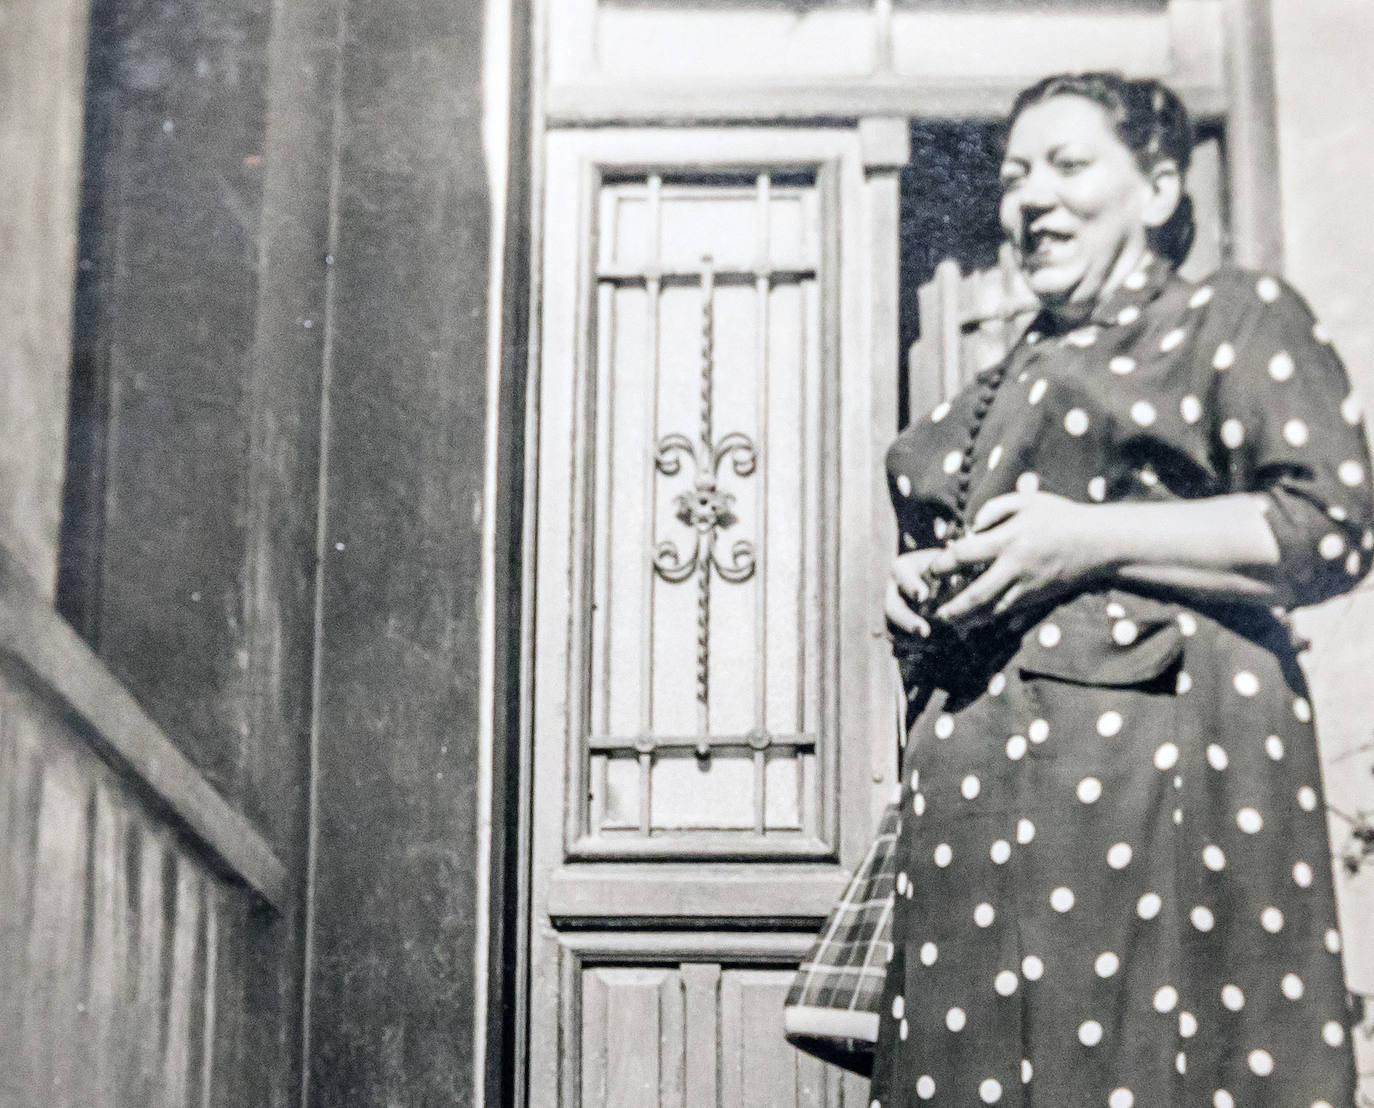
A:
753;173;771;831
694;260;715;740
639;176;663;758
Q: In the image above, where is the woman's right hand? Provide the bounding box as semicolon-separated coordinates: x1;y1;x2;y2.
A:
885;548;945;639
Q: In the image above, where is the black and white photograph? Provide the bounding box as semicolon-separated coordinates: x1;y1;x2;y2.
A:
4;0;1374;1105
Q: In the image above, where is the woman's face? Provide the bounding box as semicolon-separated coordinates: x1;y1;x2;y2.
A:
1000;95;1162;309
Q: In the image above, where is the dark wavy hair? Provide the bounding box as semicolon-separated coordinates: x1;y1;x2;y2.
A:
1008;72;1197;269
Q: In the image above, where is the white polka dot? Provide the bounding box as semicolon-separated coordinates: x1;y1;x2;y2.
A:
931;401;952;423
1017;472;1041;494
1191;906;1215;932
1178;612;1198;636
1088;475;1107;501
895;473;913;497
1096;711;1123;738
921;942;938;966
1138;893;1162;920
1181;395;1202;423
946;1007;966;1032
1269;351;1296;381
1161;328;1185;352
899;1018;909;1040
1110;1089;1134;1108
1348;550;1363;575
1022;955;1044;980
975;902;995;927
1109;356;1136;375
1039;623;1062;648
1261;906;1285;933
1177;1052;1188;1075
1176;671;1193;694
1125;269;1149;291
1214;1092;1234;1108
1323;1021;1345;1047
1342;393;1363;425
1221;419;1245;449
1282;973;1304;1000
1154;985;1179;1012
1237;807;1263;834
901;532;917;550
1029;719;1049;743
995;970;1019;997
1173;807;1183;825
934;843;953;867
1212;342;1236;370
1112;619;1139;646
1294;697;1313;723
1339;460;1365;487
943;450;963;475
1021;1059;1033;1084
912;792;926;815
1298;785;1318;811
1233;671;1260;696
1051;887;1075;913
1180;1011;1198;1038
988;673;1006;696
935;713;955;738
1326;928;1342;953
1066;327;1097;348
1248;1049;1276;1077
1077;778;1102;804
1154;743;1180;771
1064;409;1090;436
909;770;920;790
1222;985;1245;1011
1078;1020;1103;1047
1207;744;1229;770
1190;285;1214;308
961;775;982;801
1118;305;1141;325
990;839;1012;865
892;994;905;1019
1284;419;1310;447
1131;400;1157;427
1293;861;1314;887
988;444;1003;470
934;518;949;540
1006;735;1027;761
1138;466;1159;487
1258;276;1281;302
1017;818;1036;844
1204;845;1227;871
1266;735;1285;760
1095;951;1120;978
980;1078;1003;1104
1317;532;1346;561
1028;379;1048;405
896;872;909;896
917;1076;935;1100
1107;843;1133;869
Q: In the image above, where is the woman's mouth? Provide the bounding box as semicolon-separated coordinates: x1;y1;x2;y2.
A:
1023;227;1077;262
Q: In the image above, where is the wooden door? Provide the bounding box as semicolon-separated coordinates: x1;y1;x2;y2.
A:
528;127;897;1107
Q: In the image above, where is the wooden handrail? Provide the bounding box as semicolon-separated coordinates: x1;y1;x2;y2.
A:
0;549;288;911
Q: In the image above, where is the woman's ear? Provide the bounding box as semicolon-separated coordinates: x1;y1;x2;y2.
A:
1142;158;1184;230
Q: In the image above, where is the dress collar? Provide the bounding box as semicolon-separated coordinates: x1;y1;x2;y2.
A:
1026;252;1174;338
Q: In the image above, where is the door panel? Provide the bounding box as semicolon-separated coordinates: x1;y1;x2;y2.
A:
530;127;892;1106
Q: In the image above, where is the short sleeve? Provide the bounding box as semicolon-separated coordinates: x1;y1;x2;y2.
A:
1210;273;1374;607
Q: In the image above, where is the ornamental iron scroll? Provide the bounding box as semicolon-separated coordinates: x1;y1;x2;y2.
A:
651;258;758;735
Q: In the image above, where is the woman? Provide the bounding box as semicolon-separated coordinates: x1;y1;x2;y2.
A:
876;72;1373;1108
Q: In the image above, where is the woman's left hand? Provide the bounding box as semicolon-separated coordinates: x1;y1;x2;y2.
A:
928;491;1108;626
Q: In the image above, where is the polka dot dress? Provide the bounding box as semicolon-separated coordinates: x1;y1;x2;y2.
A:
874;259;1371;1108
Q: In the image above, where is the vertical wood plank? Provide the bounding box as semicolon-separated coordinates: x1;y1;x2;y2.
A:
681;962;721;1108
89;784;129;1107
160;856;203;1106
1224;0;1284;270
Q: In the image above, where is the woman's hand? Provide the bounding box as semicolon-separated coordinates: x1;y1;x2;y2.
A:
885;547;947;638
929;491;1107;626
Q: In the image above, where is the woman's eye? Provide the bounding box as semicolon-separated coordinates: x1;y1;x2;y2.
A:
1053;155;1091;174
999;168;1025;190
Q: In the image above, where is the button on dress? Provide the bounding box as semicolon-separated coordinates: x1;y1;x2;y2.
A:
871;258;1373;1108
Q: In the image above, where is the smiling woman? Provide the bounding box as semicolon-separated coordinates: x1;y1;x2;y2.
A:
875;72;1374;1108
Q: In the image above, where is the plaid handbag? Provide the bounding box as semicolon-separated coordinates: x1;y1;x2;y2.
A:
782;798;899;1076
